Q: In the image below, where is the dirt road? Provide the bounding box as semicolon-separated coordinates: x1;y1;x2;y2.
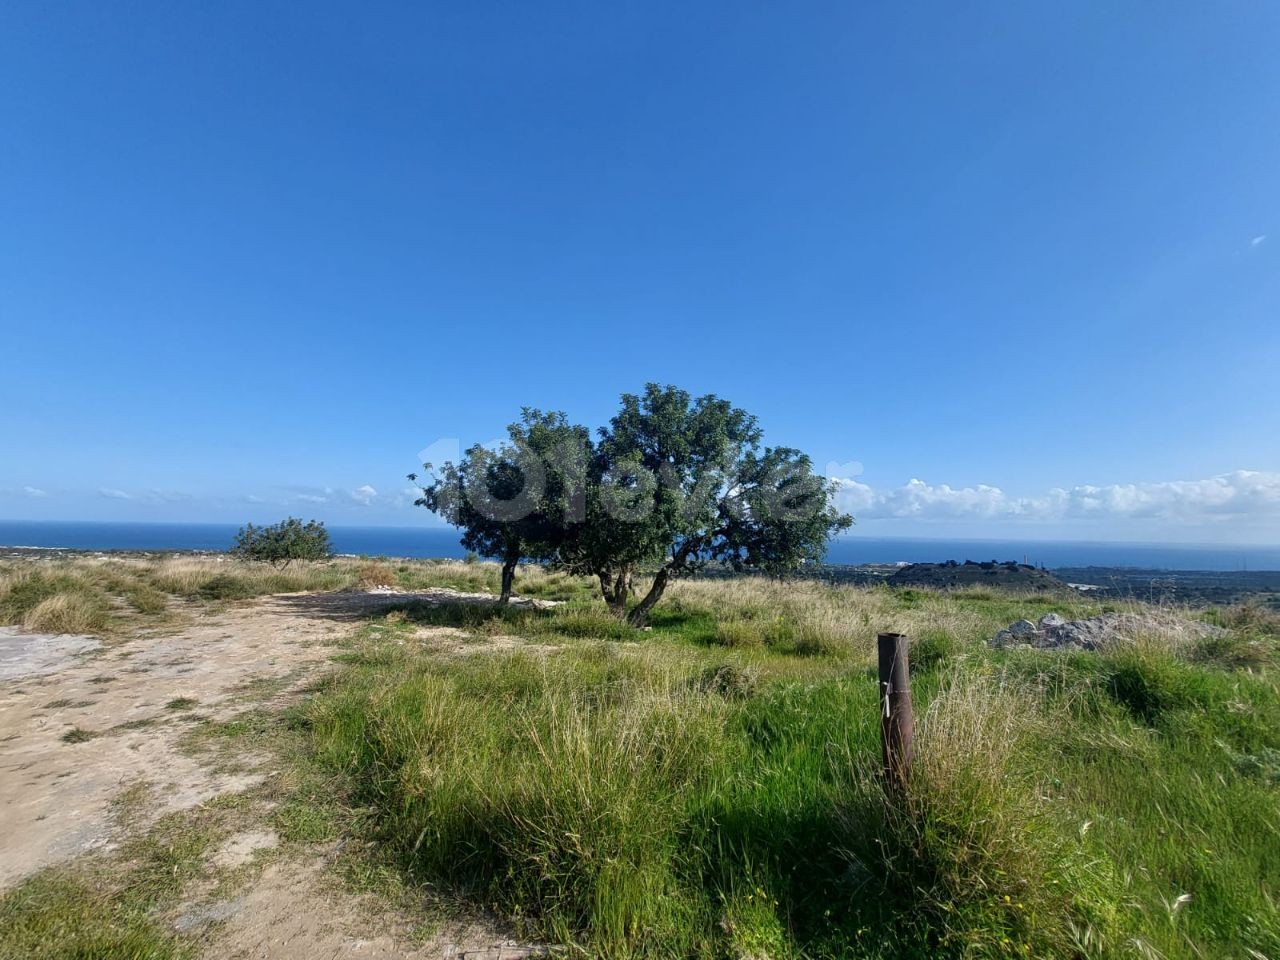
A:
0;590;540;959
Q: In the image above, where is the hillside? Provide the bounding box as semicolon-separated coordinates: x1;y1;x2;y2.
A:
887;559;1069;591
1;555;1278;959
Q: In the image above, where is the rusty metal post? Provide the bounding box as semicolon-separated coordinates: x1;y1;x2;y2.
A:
877;632;914;789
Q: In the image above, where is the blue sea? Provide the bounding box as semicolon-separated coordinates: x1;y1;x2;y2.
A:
1;520;1277;571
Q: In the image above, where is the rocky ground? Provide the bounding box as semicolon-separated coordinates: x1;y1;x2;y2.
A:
988;610;1227;651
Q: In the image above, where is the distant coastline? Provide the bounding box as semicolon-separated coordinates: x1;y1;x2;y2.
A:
1;519;1278;572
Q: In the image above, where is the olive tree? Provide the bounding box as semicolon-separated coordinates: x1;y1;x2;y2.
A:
412;409;590;603
561;384;853;626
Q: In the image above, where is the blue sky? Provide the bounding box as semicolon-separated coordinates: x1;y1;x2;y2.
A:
1;2;1277;542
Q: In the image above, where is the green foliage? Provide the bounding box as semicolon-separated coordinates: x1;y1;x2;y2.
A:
413;410;591;601
579;384;852;625
229;517;333;567
908;627;962;672
419;385;852;624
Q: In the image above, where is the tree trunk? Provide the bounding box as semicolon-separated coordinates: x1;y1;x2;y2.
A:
626;567;671;627
498;550;519;604
599;570;630;618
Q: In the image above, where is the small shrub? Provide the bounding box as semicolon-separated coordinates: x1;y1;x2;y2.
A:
1230;746;1280;787
1;569;110;632
230;518;333;568
793;619;853;656
1191;632;1273;669
195;573;258;601
544;607;637;641
123;584;168;616
1206;603;1280;637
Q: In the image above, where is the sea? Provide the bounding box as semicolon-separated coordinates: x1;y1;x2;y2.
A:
1;520;1277;571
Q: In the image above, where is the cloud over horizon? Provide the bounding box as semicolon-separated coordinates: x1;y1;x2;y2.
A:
831;469;1280;527
8;469;1280;540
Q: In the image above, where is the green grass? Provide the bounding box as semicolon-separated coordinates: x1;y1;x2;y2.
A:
0;801;220;960
296;581;1280;959
7;555;1277;957
0;872;187;960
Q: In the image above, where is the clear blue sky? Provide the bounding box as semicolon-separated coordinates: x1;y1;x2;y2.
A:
2;3;1277;542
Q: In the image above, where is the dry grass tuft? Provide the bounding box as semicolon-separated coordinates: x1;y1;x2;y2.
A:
22;593;110;635
354;560;399;590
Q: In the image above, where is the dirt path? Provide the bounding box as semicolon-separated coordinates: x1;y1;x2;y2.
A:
0;589;545;958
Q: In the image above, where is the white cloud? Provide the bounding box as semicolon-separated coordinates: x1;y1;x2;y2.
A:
22;486;48;498
295;494;328;504
351;484;378;505
92;487;191;503
1251;235;1268;247
831;470;1280;525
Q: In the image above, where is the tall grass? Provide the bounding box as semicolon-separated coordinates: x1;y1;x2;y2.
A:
306;639;1106;955
0;566;112;634
837;669;1113;957
300;580;1280;958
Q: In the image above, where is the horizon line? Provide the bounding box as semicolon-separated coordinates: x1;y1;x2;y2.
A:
1;517;1278;551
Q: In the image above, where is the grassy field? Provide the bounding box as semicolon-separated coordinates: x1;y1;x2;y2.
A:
302;574;1279;959
2;556;1278;958
0;554;591;637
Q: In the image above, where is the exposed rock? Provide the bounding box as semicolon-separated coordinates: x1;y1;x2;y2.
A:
174;898;245;932
0;628;101;681
989;612;1227;652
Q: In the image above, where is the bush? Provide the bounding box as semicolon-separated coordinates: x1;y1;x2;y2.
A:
230;518;333;568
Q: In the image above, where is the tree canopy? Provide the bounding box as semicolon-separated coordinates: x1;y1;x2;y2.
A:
412;409;589;603
231;518;333;567
413;385;852;623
